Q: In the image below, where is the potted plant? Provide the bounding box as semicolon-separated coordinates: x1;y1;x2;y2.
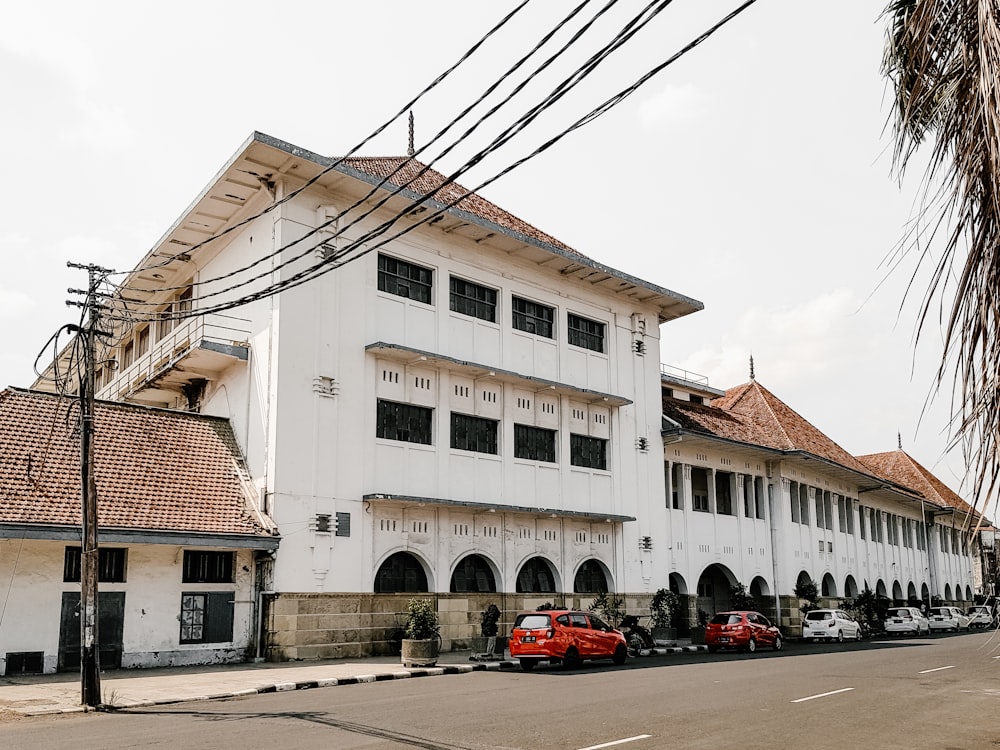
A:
690;608;710;645
401;598;440;667
470;603;505;661
649;588;680;643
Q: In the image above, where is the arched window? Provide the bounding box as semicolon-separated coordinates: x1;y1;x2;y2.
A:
516;557;556;593
450;554;496;593
573;560;609;593
374;552;428;593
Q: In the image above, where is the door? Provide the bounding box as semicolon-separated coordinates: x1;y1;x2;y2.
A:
58;592;125;671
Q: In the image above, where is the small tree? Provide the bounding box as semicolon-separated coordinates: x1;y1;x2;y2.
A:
404;598;439;640
729;583;757;611
841;587;889;636
649;588;681;629
535;601;556;611
794;577;820;615
590;591;626;627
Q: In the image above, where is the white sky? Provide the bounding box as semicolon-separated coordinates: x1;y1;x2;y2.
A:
0;2;978;505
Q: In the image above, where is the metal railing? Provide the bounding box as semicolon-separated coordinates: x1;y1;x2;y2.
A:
660;363;710;386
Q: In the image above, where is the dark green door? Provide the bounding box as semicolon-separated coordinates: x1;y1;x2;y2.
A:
58;591;125;671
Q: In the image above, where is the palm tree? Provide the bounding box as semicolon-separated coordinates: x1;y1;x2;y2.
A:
882;0;1000;521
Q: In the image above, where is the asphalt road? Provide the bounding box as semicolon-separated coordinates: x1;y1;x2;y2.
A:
4;632;1000;750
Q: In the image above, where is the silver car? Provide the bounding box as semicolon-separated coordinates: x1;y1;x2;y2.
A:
928;606;969;632
802;609;862;642
967;605;995;629
884;606;930;636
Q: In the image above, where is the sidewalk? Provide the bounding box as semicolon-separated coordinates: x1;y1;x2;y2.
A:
0;642;704;718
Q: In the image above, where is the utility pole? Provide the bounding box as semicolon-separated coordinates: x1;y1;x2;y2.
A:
68;262;112;708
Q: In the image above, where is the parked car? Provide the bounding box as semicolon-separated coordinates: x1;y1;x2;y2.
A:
801;608;862;642
967;605;995;629
705;611;783;653
509;610;627;670
928;606;970;632
884;606;930;636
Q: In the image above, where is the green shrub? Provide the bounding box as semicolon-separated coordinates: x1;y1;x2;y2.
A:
404;598;439;640
480;603;501;637
649;588;681;628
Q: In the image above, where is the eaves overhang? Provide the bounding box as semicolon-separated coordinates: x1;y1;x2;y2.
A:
0;524;280;550
364;493;635;523
368;341;632;407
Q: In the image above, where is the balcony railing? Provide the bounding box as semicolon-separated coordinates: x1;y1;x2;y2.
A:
660;363;710;386
98;313;250;403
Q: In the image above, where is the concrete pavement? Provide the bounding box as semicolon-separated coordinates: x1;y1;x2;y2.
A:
0;642;704;717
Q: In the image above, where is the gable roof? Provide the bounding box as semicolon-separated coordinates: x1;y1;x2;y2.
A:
0;388;277;547
857;449;986;522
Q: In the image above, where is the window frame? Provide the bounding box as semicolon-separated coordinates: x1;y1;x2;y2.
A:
511;296;555;339
377;253;433;304
514;423;556;463
63;546;127;583
449;276;497;322
569;433;607;471
451;412;499;455
179;591;235;644
182;550;234;584
376;399;433;445
567;313;605;353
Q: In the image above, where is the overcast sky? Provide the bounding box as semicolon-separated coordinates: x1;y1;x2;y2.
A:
1;2;979;508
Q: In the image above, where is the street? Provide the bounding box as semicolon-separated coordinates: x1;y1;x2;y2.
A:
4;632;1000;749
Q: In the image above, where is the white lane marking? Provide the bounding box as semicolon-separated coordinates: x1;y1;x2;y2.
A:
577;735;652;750
919;665;955;674
791;687;855;703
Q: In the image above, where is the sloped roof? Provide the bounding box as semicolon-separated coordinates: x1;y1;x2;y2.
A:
857;449;983;520
342;156;580;258
0;388;275;542
671;380;876;474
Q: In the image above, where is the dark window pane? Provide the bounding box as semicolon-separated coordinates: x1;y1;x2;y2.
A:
449;554;497;593
451;413;498;454
514;424;556;462
182;550;234;583
377;254;433;304
64;547;127;583
573;560;608;593
375;552;428;593
570;433;607;470
376;400;433;445
512;296;554;339
567;313;605;352
450;277;496;322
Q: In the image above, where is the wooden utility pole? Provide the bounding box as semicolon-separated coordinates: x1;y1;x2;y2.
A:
68;262;111;708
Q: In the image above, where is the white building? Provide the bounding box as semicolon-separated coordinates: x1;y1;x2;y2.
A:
0;389;277;675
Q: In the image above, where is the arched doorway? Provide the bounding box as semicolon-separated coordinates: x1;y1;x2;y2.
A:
844;575;859;599
669;572;688;595
450;554;497;593
892;580;904;603
921;582;930;603
573;559;611;593
696;564;737;616
906;582;917;605
944;583;952;601
516;556;558;593
876;579;887;599
375;551;430;593
966;585;973;601
821;573;837;598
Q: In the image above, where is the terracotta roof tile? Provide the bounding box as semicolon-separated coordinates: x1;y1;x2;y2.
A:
0;388;272;539
857;450;984;520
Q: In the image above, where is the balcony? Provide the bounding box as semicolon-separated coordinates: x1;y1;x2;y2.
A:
98;313;250;406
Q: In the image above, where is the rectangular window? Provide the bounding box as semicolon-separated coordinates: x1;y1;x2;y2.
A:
514;424;556;462
179;592;234;644
567;313;605;353
859;505;867;539
376;399;433;445
692;467;710;512
671;463;684;510
63;547;127;583
799;485;810;526
716;472;733;515
182;550;234;584
754;477;766;519
136;326;150;357
512;296;554;339
790;481;800;523
824;494;833;530
451;413;499;455
377;253;433;304
570;433;607;470
450;277;496;322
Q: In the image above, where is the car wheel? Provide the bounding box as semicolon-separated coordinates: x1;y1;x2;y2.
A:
519;659;537;671
746;638;757;653
563;647;581;669
613;644;627;665
855;628;863;641
773;635;783;651
837;630;844;643
627;633;644;657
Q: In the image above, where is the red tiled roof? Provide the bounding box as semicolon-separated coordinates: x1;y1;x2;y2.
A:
0;388;273;539
342;156;584;259
857;450;984;521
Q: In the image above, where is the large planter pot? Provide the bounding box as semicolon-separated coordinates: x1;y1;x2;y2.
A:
690;626;706;645
470;635;507;660
401;638;439;667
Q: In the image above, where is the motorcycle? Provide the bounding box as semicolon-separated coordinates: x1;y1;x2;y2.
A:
619;614;655;656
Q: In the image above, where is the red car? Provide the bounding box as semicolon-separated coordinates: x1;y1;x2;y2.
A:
705;611;783;653
509;609;628;670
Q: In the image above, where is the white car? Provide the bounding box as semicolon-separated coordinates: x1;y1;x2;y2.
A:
884;606;930;636
802;609;862;642
967;605;995;629
928;606;970;632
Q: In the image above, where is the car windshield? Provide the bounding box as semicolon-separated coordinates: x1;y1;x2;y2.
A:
970;607;989;614
805;611;833;621
514;614;551;629
710;614;743;625
888;609;912;619
929;608;948;616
